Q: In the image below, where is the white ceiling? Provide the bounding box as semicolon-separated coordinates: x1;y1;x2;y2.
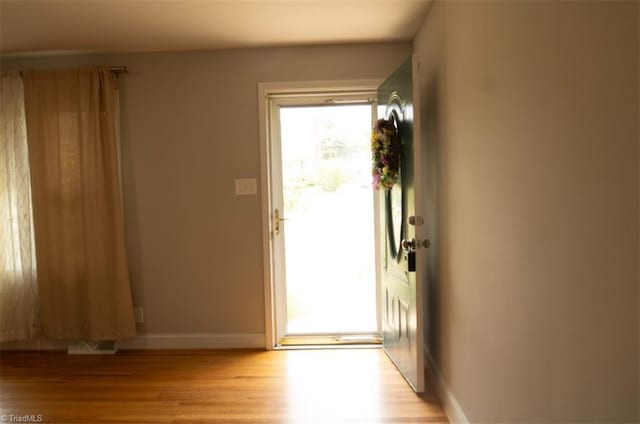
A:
0;0;430;56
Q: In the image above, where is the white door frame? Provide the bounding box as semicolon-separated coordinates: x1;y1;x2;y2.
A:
258;79;382;349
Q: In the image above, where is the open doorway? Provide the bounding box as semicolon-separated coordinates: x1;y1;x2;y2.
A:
281;104;376;338
261;83;381;347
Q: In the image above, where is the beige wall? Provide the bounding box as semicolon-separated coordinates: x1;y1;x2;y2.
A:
1;43;412;337
414;1;639;422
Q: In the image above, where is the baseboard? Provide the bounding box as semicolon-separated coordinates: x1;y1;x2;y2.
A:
424;344;469;424
119;333;266;349
1;333;266;351
0;338;67;351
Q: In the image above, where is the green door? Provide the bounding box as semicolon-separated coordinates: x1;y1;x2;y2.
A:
378;56;427;393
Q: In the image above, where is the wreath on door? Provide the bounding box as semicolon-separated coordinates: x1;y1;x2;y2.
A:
371;116;401;190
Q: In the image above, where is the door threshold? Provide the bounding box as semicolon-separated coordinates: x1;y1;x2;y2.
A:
275;344;382;351
277;334;382;348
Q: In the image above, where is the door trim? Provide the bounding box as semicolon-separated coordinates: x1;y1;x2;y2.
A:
258;79;383;349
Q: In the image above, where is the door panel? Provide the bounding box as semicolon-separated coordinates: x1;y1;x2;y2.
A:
378;56;425;393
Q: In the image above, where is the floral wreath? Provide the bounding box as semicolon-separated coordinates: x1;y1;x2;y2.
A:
371;116;401;190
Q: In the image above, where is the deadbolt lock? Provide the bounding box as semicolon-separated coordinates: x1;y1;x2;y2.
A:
408;216;424;226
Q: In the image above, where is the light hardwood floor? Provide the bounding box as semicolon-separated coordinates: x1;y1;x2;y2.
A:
0;348;448;423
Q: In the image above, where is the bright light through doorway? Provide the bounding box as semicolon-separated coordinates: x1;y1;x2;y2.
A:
280;104;377;335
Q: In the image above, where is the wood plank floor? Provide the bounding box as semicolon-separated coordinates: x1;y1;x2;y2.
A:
0;348;448;423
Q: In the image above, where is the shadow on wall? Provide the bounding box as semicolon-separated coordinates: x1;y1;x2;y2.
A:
118;77;146;334
422;71;441;364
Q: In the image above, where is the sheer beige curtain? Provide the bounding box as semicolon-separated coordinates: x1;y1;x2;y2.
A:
23;69;136;341
0;72;39;342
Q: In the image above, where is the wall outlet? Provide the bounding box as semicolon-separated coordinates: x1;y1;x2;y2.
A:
234;178;257;195
133;307;144;324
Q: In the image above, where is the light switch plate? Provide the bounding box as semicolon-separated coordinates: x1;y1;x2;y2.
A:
235;178;257;195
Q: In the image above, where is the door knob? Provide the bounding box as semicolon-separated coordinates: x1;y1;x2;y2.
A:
401;238;430;251
401;239;416;252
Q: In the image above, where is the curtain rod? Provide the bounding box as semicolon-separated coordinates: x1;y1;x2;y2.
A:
109;66;128;74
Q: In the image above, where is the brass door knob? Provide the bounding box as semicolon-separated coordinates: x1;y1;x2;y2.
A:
401;239;416;252
401;238;430;251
